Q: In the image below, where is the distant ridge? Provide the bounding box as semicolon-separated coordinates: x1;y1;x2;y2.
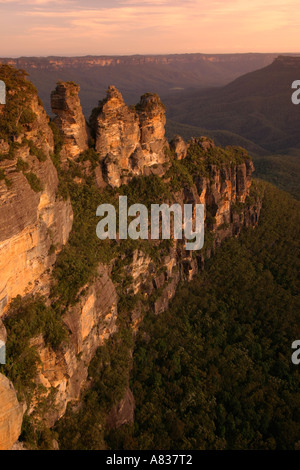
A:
164;55;300;154
0;53;283;115
0;53;281;69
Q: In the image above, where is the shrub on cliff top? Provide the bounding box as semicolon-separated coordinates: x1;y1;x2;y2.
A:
185;141;251;173
0;65;37;141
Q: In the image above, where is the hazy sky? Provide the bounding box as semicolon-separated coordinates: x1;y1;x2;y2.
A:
0;0;299;56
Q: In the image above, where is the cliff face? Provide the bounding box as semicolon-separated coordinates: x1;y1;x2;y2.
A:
122;157;258;317
29;264;118;425
0;71;73;315
0;374;23;450
51;81;89;161
90;86;169;187
0;66;74;449
194;156;255;228
0;68;262;449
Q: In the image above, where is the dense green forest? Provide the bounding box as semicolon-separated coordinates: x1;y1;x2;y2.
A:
112;182;300;450
164;58;300;154
57;181;300;450
124;182;300;450
252;151;300;200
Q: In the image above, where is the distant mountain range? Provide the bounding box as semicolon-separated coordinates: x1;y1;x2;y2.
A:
0;53;281;115
163;56;300;199
165;56;300;154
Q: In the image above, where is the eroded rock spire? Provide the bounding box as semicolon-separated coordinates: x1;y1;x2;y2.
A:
51;81;89;160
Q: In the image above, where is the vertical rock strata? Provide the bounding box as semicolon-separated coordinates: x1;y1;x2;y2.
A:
51;81;89;160
90;86;169;186
0;374;23;450
0;84;73;315
29;265;118;425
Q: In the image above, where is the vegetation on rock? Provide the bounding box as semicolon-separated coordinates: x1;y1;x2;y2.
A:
0;66;37;141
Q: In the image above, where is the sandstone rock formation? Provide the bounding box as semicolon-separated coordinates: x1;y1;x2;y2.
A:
90;86;169;187
28;264;118;425
190;136;215;151
137;92;168;165
51;81;89;160
194;158;255;231
170;135;188;160
0;374;23;450
0;84;73;315
0;318;6;343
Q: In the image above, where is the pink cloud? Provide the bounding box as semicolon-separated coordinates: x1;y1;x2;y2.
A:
0;0;299;55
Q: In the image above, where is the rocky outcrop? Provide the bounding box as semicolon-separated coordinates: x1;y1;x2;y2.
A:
90;86;169;187
137;92;168;166
0;82;73;315
195;158;255;232
51;81;89;160
170;135;188;160
28;264;118;425
0;318;6;343
170;136;214;160
124;157;258;317
0;374;23;450
190;136;215;152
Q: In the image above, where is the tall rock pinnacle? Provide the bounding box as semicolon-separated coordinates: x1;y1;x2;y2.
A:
90;86;169;187
51;81;89;160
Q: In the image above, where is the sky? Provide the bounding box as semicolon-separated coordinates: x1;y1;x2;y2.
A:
0;0;299;57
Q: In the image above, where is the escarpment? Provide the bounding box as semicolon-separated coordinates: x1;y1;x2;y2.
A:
0;68;262;449
29;264;118;426
0;67;73;316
